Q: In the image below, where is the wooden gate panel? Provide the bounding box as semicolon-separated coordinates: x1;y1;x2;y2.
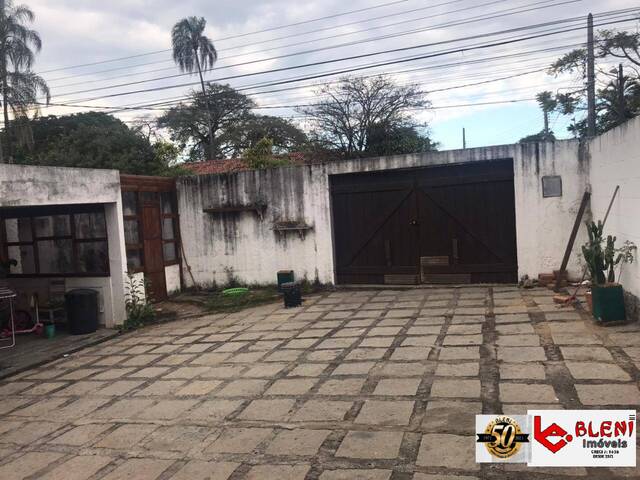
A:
142;204;167;301
331;159;517;284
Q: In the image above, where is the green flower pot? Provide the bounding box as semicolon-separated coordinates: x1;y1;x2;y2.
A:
591;284;626;323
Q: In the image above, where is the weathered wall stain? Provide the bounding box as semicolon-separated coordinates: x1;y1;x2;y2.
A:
177;140;593;286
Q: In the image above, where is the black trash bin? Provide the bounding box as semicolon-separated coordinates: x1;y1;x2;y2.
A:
65;289;99;335
281;282;302;308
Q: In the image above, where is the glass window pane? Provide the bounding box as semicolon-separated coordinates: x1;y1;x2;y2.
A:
126;249;143;270
37;239;73;274
34;215;70;238
140;191;158;203
124;219;139;244
161;218;174;240
77;241;109;274
7;245;36;274
74;212;106;239
160;192;174;214
163;242;177;262
5;218;32;242
122;191;138;216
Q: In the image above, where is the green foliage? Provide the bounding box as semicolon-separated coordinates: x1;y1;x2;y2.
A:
582;221;607;285
12;112;178;175
227;115;307;156
603;235;621;283
245;137;273;168
0;1;50;161
158;84;306;161
123;273;156;331
365;123;438;156
519;130;557;143
536;91;558;113
582;221;636;285
243;137;291;169
541;24;640;138
171;17;217;74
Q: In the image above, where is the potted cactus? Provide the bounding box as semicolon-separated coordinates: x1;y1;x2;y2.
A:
581;221;636;322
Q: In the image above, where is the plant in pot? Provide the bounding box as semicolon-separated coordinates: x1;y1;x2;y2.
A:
581;221;636;322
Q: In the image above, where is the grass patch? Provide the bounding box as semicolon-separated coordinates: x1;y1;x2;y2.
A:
205;286;281;313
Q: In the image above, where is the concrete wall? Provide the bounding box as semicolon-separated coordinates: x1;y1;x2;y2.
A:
177;140;590;286
165;264;181;295
588;116;640;318
0;164;127;327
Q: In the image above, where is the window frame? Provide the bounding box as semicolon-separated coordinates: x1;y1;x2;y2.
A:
122;190;145;273
1;204;110;278
160;191;180;266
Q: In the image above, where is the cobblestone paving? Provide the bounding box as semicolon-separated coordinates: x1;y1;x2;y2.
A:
0;286;639;480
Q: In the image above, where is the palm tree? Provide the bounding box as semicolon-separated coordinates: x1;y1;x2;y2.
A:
171;16;217;159
0;0;50;162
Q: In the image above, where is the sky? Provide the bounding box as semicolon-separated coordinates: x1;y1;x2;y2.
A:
25;0;640;150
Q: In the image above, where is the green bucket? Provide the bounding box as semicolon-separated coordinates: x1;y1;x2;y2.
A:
44;323;56;339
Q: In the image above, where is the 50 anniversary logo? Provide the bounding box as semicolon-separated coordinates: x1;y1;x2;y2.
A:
476;410;636;467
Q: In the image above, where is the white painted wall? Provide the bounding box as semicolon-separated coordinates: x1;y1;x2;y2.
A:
513;141;590;281
588;116;640;304
177;141;590;286
0;164;127;327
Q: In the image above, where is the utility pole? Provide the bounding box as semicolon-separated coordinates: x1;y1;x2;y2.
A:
617;63;625;123
586;13;596;137
462;127;466;149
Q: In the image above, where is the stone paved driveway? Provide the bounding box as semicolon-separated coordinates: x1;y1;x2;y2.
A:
0;286;639;480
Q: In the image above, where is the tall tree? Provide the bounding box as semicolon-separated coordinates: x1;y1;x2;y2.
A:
0;0;49;162
158;84;307;160
541;23;640;137
301;76;429;158
158;83;254;161
171;16;217;158
225;115;308;157
12;112;180;175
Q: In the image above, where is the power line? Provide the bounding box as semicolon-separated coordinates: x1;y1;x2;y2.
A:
36;0;419;74
55;13;639;107
51;2;593;100
50;0;579;97
44;0;511;85
36;38;589;114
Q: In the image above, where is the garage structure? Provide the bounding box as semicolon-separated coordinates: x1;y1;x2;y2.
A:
0;164;128;328
330;159;518;285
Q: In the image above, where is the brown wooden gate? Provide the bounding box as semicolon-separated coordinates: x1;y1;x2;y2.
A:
120;175;181;302
330;159;517;284
141;193;167;301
